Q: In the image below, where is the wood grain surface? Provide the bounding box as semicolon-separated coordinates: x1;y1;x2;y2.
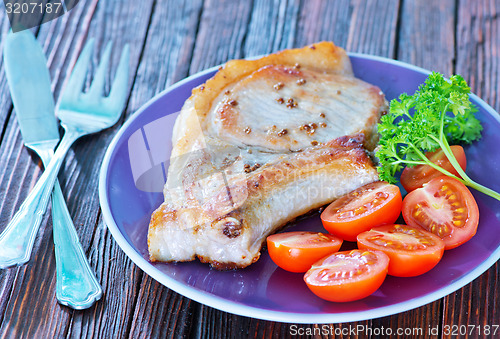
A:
0;0;498;338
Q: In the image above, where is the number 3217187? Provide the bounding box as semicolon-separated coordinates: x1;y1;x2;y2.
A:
5;2;63;14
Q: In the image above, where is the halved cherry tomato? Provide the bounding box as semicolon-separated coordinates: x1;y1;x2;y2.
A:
357;224;445;277
402;176;479;250
401;145;467;192
321;181;402;241
304;249;389;302
267;232;343;272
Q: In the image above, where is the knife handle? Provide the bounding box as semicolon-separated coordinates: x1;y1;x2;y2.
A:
0;129;78;268
0;171;56;268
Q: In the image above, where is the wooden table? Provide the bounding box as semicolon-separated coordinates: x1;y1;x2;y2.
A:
0;0;498;337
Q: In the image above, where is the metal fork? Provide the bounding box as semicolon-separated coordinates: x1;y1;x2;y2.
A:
0;40;129;270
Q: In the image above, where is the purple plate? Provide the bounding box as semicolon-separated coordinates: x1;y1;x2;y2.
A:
99;53;500;323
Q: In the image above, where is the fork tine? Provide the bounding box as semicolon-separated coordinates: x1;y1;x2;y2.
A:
106;44;130;111
63;39;95;100
87;41;113;98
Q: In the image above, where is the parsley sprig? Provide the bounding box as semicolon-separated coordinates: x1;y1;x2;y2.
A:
376;72;500;201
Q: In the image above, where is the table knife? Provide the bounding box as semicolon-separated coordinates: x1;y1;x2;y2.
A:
2;30;102;309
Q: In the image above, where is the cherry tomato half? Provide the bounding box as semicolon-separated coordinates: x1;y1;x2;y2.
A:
321;181;402;241
267;232;343;273
357;224;445;277
401;145;467;192
402;176;479;250
304;249;389;302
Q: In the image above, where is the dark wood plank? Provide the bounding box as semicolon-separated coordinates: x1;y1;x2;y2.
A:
456;0;499;111
130;0;303;336
443;0;500;336
374;305;442;339
193;308;296;338
243;0;301;56
442;264;500;339
123;1;207;338
129;276;196;339
397;0;456;76
0;23;14;135
342;2;449;336
300;0;401;336
346;0;400;57
369;1;456;336
68;224;144;338
167;0;291;335
0;20;75;339
189;0;254;74
0;0;155;337
126;0;204;114
0;0;498;338
184;1;293;335
295;0;352;48
42;0;156;337
186;0;400;337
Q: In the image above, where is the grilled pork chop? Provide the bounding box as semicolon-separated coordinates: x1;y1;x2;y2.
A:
148;42;387;269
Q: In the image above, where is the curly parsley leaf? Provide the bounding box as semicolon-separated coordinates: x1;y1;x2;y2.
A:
375;72;500;201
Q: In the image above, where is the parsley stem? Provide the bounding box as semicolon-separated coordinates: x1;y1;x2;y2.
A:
410;145;461;179
439;104;449;141
429;136;500;201
429;134;470;181
435;106;470;182
465;181;500;201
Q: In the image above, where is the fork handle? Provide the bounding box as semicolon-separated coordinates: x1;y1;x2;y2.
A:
36;149;102;309
51;182;103;309
0;129;81;268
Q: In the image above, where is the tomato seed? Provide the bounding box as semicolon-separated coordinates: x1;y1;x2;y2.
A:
317;233;330;241
354;206;366;214
338;211;354;219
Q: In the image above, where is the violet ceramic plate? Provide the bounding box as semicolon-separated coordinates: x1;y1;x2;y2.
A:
99;53;500;323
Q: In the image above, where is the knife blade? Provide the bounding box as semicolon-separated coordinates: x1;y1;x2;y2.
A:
0;30;60;267
3;29;60;147
1;30;102;309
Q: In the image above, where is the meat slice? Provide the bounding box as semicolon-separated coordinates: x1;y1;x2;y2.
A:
209;65;384;152
148;42;387;269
